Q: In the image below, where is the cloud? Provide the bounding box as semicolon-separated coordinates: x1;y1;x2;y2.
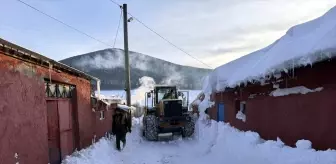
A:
125;0;336;68
209;45;260;56
71;49;152;71
2;0;336;69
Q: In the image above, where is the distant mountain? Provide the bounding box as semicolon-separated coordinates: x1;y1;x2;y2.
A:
59;49;212;90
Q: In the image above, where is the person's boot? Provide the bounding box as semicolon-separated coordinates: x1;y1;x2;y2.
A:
121;142;126;150
116;140;121;151
116;145;121;151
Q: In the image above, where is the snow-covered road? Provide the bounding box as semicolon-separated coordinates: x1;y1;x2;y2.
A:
62;117;336;164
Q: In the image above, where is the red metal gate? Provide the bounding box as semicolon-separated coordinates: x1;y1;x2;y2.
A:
58;99;74;158
47;100;61;164
47;99;74;164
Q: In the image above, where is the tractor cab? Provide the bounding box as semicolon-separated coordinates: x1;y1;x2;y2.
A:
142;85;194;141
145;85;189;115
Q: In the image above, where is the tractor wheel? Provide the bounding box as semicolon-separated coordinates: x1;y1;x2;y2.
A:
182;118;195;138
144;115;159;141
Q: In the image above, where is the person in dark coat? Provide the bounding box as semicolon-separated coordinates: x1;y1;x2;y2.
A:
112;109;132;151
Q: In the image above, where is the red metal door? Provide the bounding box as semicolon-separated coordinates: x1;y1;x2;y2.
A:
58;99;74;159
47;100;61;164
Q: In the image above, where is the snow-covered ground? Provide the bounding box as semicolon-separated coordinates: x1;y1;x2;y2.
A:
63;87;336;164
62;115;336;164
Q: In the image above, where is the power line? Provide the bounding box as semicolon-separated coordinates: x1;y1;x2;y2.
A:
17;0;212;69
16;0;114;48
106;0;213;69
129;13;213;69
130;13;213;68
113;8;123;48
107;0;122;8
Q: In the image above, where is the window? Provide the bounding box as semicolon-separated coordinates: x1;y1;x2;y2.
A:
157;88;170;102
44;80;75;98
156;88;177;103
240;101;246;114
99;111;105;120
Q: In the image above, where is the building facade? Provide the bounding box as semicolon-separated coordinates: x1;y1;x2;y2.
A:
209;57;336;150
0;38;116;164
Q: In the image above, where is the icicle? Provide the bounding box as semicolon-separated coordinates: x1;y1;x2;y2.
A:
292;59;295;78
48;62;53;84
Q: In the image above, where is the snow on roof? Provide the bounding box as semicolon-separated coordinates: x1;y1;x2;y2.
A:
269;86;323;97
206;6;336;93
116;104;136;112
95;93;122;100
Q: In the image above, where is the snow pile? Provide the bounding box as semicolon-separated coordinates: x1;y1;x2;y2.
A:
270;86;323;97
206;6;336;93
296;140;313;150
236;111;246;122
62;138;115;164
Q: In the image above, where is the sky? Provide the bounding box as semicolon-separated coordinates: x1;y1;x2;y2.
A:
1;0;336;69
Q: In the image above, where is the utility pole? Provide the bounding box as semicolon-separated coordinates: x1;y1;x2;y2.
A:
123;3;131;107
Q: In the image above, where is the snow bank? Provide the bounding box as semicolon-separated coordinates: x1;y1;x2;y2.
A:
202;121;317;164
206;6;336;93
270;86;323;97
62;138;115;164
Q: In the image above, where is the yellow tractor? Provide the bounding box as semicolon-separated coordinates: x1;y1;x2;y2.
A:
142;85;195;140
